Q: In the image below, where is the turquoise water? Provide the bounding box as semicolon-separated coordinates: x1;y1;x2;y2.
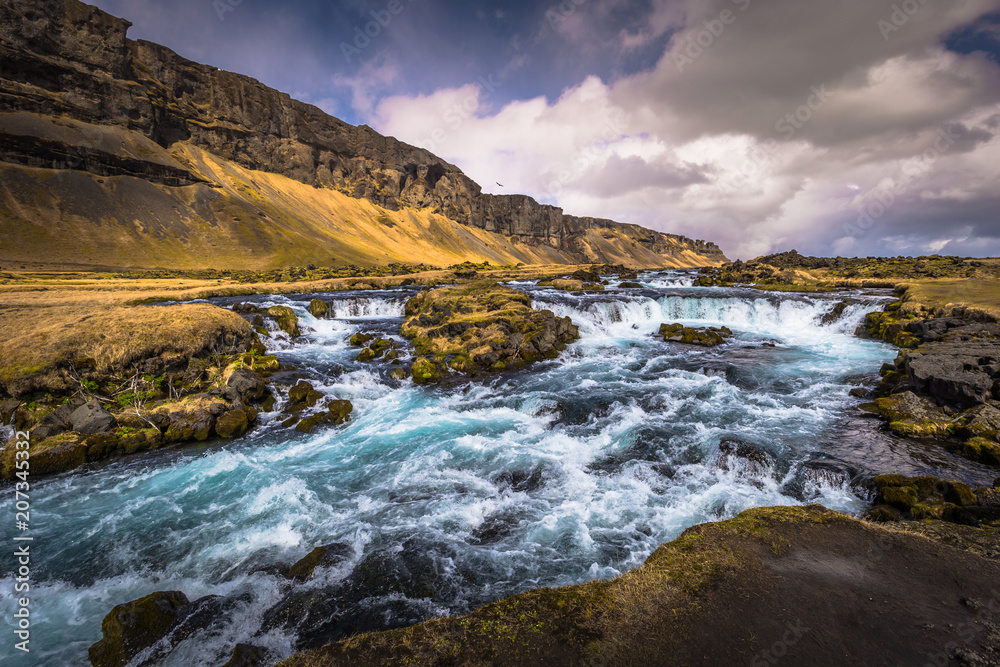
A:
2;273;993;666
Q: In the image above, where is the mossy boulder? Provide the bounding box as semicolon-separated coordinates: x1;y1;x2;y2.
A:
288;381;324;409
619;281;644;289
411;356;446;384
162;408;215;443
88;591;191;667
659;323;732;348
308;299;329;318
292;400;353;433
872;392;955;438
266;306;301;337
215;408;251;438
962;437;1000;466
349;332;374;347
864;474;986;524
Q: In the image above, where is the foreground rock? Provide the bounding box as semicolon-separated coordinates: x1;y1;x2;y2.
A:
281;505;1000;667
400;283;579;382
659;323;733;347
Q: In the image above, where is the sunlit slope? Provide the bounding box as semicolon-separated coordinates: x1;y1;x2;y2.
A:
0;113;720;270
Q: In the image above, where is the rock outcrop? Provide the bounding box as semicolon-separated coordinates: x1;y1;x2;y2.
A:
400;283;579;380
0;0;727;269
280;505;1000;667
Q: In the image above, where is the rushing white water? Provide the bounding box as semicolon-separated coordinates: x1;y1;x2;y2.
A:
2;280;994;666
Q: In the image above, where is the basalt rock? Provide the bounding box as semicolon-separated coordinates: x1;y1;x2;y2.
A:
69;400;116;434
286;542;354;581
88;591;191;667
864;474;1000;526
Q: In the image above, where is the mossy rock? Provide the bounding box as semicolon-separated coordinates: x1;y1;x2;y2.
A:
327;400;353;425
163;409;215;443
216;408;250;438
349;332;374;347
1;432;89;479
308;299;329;318
266;306;300;337
411;357;445;384
88;591;190;667
288;381;324;408
659;323;732;348
962;437;1000;466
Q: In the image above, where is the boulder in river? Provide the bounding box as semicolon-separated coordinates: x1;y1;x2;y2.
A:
659;323;733;348
88;591;191;667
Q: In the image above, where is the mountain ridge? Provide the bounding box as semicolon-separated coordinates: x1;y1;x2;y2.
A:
0;0;728;269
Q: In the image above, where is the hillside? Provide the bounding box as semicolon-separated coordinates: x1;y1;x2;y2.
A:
0;0;727;270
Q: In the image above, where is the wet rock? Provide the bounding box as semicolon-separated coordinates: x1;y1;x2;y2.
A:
871;391;954;438
0;398;19;424
327;400;353;425
215;408;251;438
571;269;601;283
226;368;267;403
223;644;273;667
492;466;545;493
618;281;644;289
308;300;329;318
716;439;775;480
163;409;215;443
266;306;301;337
69;401;115;434
88;591;190;667
350;332;374;347
292;400;353;433
288;381;324;409
819;301;852;326
863;475;993;525
233;303;260;315
659;323;732;348
287;543;354;581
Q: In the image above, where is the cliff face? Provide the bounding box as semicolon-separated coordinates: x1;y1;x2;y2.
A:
0;0;728;268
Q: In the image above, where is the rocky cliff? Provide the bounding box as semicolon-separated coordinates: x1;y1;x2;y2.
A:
0;0;727;269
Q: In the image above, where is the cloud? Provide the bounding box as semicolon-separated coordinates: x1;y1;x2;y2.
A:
370;0;1000;259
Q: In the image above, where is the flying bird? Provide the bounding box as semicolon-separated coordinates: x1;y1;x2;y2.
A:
496;182;504;187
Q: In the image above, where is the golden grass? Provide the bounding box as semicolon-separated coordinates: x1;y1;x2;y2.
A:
0;264;605;396
901;278;1000;320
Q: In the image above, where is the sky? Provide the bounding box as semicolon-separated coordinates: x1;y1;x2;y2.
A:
87;0;1000;259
